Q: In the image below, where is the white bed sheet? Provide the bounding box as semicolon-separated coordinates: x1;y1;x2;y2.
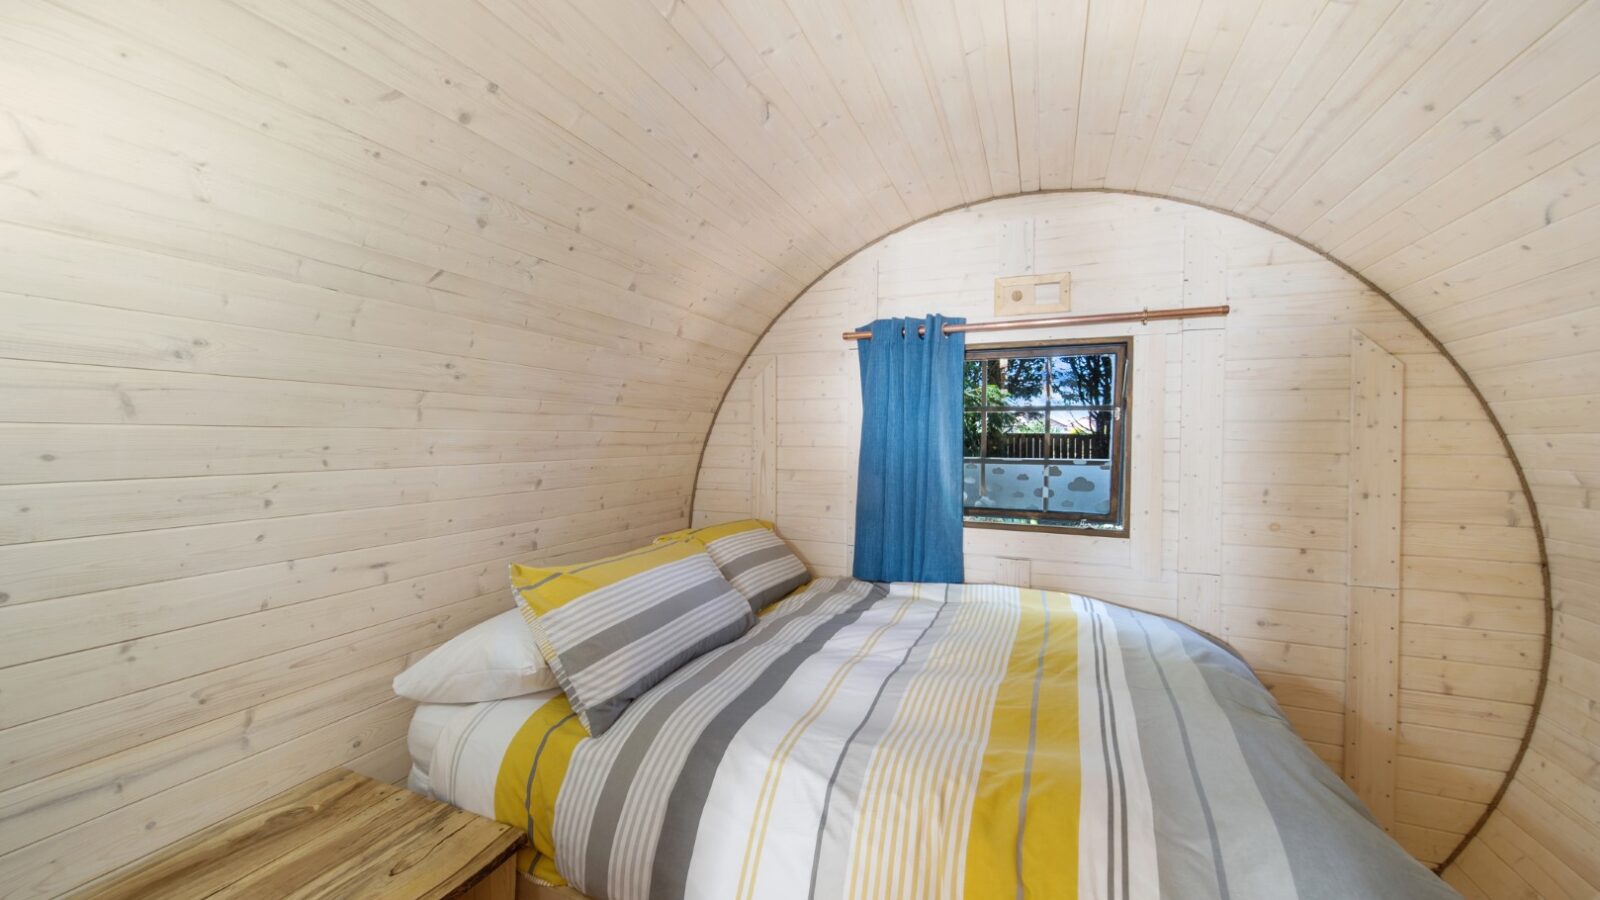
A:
406;694;557;815
405;701;467;797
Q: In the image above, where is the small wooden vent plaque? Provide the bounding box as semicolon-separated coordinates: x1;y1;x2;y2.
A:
994;272;1071;317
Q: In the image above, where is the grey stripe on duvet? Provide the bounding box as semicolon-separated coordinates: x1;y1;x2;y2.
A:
1102;606;1228;900
1131;612;1298;899
648;581;890;900
607;584;872;895
611;582;873;895
1157;619;1460;900
567;578;872;896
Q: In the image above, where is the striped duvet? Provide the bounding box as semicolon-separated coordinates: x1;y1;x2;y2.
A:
418;577;1457;900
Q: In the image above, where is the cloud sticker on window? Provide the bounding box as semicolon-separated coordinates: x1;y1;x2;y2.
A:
1066;476;1096;492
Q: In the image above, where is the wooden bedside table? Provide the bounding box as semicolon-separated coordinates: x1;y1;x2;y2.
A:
78;769;525;900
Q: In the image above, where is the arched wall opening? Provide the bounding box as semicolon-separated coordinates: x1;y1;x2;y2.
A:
690;190;1551;871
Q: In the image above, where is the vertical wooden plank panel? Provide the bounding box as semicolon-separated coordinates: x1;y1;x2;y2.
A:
1177;214;1227;637
1130;331;1166;579
840;256;877;575
1179;329;1225;575
1347;585;1401;829
1350;331;1404;588
751;358;777;521
1345;329;1404;830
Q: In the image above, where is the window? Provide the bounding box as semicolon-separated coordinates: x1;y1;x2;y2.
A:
962;339;1130;535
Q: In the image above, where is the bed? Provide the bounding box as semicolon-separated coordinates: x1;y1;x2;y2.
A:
409;577;1457;900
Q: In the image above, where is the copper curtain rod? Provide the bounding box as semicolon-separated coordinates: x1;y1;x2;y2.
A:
841;304;1230;340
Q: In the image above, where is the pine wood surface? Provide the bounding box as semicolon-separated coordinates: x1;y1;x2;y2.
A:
692;193;1543;867
6;0;1598;895
74;769;522;900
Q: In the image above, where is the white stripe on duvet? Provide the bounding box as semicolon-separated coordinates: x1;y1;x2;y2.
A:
1087;597;1160;900
606;583;872;899
553;581;862;897
681;586;933;900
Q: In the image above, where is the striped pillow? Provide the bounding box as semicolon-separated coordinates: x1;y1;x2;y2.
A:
656;519;811;612
510;540;754;736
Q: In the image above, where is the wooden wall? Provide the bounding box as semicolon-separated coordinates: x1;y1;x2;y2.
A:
0;3;752;895
694;192;1546;868
4;0;1598;896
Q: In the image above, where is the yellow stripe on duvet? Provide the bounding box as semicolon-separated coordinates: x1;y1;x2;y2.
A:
494;693;587;887
963;589;1080;899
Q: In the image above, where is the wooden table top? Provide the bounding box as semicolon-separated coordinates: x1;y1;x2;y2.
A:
77;769;525;900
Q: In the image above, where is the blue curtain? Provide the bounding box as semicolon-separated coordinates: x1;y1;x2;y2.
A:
852;315;966;583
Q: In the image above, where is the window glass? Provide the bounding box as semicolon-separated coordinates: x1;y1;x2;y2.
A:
961;340;1129;534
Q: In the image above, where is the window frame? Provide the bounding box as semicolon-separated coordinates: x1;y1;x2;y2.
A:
961;336;1132;538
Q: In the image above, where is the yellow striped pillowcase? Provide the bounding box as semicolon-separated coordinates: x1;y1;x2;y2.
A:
655;519;811;612
510;539;754;736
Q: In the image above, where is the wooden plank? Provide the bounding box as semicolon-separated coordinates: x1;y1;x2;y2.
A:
997;216;1034;277
463;859;518;900
8;0;1594;886
1344;586;1399;830
1348;330;1404;589
76;769;522;900
750;358;777;521
0;591;507;794
1177;572;1223;637
0;654;413;858
1130;331;1166;579
993;557;1033;588
1178;329;1225;575
692;193;1540;869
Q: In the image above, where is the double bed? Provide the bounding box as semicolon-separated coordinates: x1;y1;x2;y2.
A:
408;577;1456;900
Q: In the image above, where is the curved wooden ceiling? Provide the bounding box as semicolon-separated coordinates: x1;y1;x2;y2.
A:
430;2;1598;892
5;0;1597;895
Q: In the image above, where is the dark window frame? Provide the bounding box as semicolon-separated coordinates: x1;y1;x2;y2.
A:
962;336;1132;538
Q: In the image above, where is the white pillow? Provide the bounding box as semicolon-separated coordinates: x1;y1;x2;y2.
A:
393;609;556;703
